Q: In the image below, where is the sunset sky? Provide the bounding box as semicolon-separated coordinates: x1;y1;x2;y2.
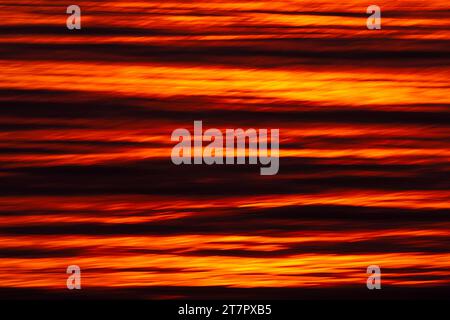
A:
0;0;449;299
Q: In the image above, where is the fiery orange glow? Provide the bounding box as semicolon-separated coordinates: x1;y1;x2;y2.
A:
0;0;449;299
